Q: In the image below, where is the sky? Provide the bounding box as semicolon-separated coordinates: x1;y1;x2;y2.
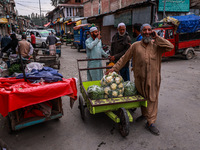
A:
15;0;55;16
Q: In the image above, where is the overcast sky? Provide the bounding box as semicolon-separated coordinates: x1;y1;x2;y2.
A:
15;0;55;16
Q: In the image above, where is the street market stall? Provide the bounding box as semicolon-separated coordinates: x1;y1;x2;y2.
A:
0;77;77;132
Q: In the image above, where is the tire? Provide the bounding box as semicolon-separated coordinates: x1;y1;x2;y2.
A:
185;50;194;60
78;95;85;121
77;45;80;52
42;42;47;48
118;108;129;137
57;60;60;69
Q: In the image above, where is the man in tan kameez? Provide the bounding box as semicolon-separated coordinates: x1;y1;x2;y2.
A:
108;24;174;135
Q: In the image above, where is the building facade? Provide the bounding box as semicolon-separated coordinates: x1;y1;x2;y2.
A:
46;0;84;35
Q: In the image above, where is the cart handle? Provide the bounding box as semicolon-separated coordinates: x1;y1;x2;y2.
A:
77;58;109;62
79;66;112;71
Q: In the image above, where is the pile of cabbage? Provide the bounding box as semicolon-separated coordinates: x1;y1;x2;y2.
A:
87;72;137;100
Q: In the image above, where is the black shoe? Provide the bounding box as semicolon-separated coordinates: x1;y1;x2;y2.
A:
145;123;160;136
135;115;146;122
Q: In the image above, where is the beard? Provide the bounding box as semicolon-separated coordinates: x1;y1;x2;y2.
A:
118;31;126;36
91;33;98;38
142;35;152;44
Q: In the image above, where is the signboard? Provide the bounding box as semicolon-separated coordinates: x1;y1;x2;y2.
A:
114;11;131;27
158;0;190;12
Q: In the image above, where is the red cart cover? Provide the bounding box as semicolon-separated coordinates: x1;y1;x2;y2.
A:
0;77;77;117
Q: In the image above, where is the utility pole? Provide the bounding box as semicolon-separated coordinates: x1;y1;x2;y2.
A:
163;0;166;18
39;0;43;26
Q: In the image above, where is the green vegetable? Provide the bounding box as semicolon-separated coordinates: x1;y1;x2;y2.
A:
87;85;104;100
101;71;124;98
8;64;22;75
123;81;137;96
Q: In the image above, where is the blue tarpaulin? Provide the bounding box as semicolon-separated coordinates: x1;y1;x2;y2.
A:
171;15;200;33
17;67;63;83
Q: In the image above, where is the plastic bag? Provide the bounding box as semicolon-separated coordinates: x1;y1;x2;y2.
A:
101;72;124;98
123;81;137;96
0;61;8;77
87;85;104;100
25;62;44;73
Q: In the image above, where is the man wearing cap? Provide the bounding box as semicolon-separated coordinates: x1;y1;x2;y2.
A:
107;24;174;135
85;27;109;81
110;22;131;81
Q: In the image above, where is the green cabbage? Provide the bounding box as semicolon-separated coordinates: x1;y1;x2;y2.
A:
87;85;104;100
123;81;137;96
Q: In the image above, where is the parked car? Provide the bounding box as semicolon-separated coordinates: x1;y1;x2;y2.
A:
26;29;60;48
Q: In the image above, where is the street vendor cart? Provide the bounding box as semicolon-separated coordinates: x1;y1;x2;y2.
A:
0;77;77;133
77;58;147;137
33;48;60;69
73;24;92;52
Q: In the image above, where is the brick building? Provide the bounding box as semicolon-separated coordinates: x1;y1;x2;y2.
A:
85;0;154;45
84;0;200;45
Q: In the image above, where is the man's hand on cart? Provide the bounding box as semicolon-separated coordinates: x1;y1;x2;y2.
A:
105;68;115;75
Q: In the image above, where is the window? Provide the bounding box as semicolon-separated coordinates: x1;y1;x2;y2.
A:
165;29;174;39
75;0;81;3
36;32;40;37
26;31;30;36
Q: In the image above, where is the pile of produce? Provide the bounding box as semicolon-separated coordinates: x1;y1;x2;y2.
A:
123;81;137;96
8;64;22;75
87;85;104;100
101;72;124;98
87;72;138;100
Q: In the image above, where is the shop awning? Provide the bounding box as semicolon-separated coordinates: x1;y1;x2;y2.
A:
44;22;51;27
0;18;8;24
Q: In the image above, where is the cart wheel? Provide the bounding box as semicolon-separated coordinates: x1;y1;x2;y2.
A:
185;50;194;60
6;116;13;134
118;108;129;137
78;95;85;121
58;61;60;69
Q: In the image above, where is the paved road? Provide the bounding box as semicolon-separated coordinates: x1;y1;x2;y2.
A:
0;45;200;150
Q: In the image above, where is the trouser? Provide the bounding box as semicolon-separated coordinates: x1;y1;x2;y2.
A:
32;43;36;48
119;67;130;81
141;98;158;125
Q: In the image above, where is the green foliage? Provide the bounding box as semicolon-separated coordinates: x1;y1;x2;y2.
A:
8;64;22;76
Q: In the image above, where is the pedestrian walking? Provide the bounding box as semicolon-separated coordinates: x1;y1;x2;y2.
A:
46;32;58;55
110;22;131;81
85;27;109;81
107;23;174;135
16;34;33;59
30;32;36;48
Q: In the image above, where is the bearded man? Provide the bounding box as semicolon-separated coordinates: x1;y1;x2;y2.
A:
85;27;109;81
110;23;131;81
107;24;174;135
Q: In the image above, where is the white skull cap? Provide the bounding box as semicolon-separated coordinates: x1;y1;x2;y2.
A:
118;22;126;28
140;23;152;31
90;27;98;32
